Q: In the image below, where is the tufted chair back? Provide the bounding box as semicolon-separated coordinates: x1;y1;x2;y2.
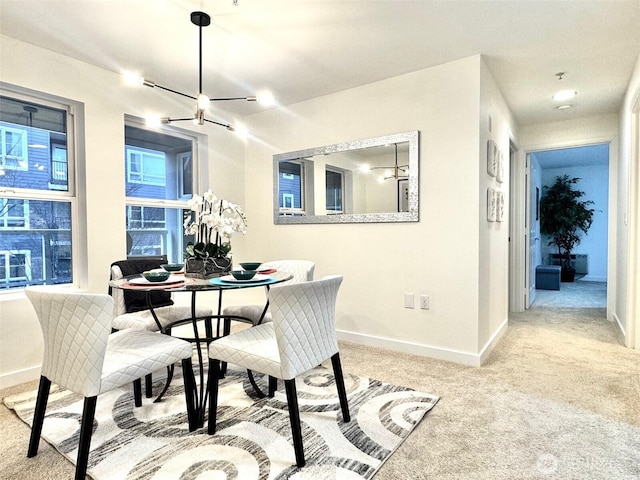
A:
268;275;342;379
221;259;315;327
25;287;114;398
261;259;315;283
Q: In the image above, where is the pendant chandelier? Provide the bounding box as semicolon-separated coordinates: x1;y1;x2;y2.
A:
125;10;273;132
360;143;409;183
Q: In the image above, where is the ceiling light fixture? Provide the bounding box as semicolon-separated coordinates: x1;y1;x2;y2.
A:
360;143;409;183
552;89;577;102
125;11;273;131
556;104;572;110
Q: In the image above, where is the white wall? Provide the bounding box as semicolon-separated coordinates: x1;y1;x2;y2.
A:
0;34;248;388
477;59;514;356
243;55;514;365
0;37;516;387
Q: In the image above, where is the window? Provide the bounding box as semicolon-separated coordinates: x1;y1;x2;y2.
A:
325;168;344;213
0;125;28;170
126;147;166;186
124;121;200;262
0;198;27;228
0;250;31;286
0;90;76;290
278;161;305;215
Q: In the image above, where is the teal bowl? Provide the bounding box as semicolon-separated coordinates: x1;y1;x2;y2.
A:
142;270;171;282
161;263;184;272
239;262;262;271
231;269;257;280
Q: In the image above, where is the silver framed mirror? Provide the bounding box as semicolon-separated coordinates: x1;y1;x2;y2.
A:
273;131;419;224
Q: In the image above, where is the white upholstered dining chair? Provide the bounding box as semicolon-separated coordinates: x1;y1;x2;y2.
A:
110;259;213;333
25;287;197;480
208;275;350;468
222;259;315;326
109;259;212;398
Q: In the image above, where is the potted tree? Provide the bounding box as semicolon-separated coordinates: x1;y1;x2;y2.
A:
539;175;594;282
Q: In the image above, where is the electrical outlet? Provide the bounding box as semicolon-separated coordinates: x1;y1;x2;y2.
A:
404;293;415;309
420;294;429;310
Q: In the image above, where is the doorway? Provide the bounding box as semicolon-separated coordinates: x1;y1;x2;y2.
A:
512;143;611;310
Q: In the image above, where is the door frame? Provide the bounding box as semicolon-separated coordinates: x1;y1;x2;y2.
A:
509;136;615;315
627;91;640;349
509;142;526;312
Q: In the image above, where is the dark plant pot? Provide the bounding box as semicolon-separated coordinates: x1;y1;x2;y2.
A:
185;256;232;279
561;267;576;283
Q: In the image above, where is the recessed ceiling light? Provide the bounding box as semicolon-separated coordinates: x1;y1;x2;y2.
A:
553;90;577;101
556;104;572;110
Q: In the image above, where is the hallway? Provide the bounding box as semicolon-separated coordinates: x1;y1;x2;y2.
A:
532;280;607;309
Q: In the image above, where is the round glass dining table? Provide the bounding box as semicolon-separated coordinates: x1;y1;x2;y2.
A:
109;270;293;429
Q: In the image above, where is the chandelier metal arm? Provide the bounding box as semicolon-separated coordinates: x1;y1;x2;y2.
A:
154;84;198;101
162;117;193;123
368;165;409;171
204;118;234;130
150;84;255;103
210;96;257;101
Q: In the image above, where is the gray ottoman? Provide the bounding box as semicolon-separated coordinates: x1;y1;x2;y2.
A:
536;265;561;290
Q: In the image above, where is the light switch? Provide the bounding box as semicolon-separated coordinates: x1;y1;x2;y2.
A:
404;293;415;309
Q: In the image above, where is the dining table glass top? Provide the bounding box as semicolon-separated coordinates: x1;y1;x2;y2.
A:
109;270;293;292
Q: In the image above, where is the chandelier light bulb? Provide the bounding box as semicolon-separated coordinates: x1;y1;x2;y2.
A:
197;94;210;109
123;71;144;86
144;115;162;127
234;124;248;137
359;164;371;173
257;92;276;107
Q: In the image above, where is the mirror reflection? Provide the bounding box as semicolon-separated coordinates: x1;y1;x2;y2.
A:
273;131;419;224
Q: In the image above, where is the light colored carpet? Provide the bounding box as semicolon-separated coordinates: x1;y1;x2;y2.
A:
1;304;639;479
533;279;607;308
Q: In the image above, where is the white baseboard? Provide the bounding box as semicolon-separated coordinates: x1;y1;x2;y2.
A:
0;365;40;390
613;312;627;338
337;318;509;368
478;318;509;365
338;331;490;368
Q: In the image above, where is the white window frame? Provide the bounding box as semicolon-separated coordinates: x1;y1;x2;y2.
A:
124;115;207;262
177;151;193;200
0;83;83;293
126;205;167;229
278;160;307;216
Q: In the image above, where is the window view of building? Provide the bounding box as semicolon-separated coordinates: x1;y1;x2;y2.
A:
278;160;304;215
124;123;195;262
0;93;74;290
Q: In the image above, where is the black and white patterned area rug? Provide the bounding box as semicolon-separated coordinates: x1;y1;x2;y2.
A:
4;363;438;479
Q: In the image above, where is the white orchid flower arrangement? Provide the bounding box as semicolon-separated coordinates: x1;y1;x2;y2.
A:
184;190;247;260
